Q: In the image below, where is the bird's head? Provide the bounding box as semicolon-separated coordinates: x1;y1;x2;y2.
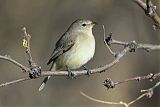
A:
68;19;97;33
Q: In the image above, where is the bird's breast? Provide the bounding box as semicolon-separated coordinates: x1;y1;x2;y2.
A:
56;34;95;70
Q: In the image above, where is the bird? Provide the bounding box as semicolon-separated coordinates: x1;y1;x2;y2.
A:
39;19;97;91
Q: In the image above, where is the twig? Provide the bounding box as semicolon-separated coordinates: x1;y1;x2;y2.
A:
116;72;160;85
102;25;115;56
133;0;160;29
80;91;129;107
103;72;160;89
81;80;160;107
22;27;41;78
22;27;34;66
80;91;149;107
141;80;160;98
108;37;160;51
0;77;31;88
0;55;30;72
127;93;147;106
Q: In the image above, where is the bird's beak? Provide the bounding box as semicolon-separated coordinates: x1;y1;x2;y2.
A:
91;21;98;26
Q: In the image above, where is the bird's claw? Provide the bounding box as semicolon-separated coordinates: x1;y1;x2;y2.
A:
67;66;76;79
83;65;91;76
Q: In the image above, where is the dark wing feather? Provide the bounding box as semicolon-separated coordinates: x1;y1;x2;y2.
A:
47;33;76;65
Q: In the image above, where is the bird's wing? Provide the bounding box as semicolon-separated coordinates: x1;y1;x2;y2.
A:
47;32;76;65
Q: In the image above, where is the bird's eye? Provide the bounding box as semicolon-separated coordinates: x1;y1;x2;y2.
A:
82;24;86;27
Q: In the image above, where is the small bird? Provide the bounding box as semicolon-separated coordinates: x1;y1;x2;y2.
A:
39;19;97;91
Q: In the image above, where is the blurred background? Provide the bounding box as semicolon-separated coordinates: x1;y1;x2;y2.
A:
0;0;159;107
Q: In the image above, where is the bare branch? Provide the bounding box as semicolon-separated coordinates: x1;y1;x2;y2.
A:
102;25;115;56
41;46;131;76
81;80;160;107
0;55;30;72
0;1;159;106
141;80;160;98
80;91;149;107
0;46;131;88
127;93;148;106
22;27;41;78
1;32;160;88
108;36;160;51
133;0;160;29
116;72;160;85
103;72;160;89
22;27;34;66
0;24;159;106
0;77;30;88
80;91;129;107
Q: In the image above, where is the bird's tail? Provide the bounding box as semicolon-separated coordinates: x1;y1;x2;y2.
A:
39;63;56;91
38;76;51;91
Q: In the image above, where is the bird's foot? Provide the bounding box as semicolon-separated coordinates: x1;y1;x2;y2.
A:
83;65;91;76
66;66;75;79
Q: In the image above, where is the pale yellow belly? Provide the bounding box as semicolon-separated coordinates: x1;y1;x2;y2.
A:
56;35;95;70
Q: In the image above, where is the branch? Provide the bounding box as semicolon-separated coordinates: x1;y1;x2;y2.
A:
1;32;160;88
0;1;159;106
80;91;129;107
0;55;30;72
115;72;160;85
133;0;160;29
0;46;130;88
22;27;41;78
41;46;130;76
81;80;160;107
103;72;160;89
106;33;160;51
0;77;30;88
80;91;149;107
22;27;34;66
